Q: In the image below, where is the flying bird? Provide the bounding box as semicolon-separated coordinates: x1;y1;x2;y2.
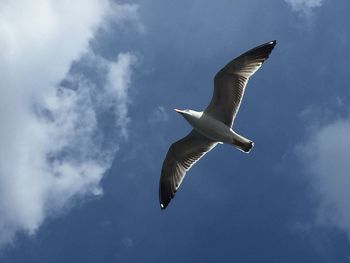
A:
159;40;276;209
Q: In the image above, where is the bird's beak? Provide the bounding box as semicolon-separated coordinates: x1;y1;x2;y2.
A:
174;109;183;113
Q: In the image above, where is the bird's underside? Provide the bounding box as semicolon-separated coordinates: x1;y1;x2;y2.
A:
159;40;276;209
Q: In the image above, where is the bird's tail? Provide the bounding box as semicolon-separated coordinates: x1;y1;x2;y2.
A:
231;133;254;153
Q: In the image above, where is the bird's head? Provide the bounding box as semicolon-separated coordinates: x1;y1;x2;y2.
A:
174;109;191;116
174;109;202;120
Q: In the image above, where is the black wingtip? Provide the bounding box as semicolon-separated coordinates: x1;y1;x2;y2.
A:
240;40;277;59
260;40;277;50
269;40;277;47
159;181;170;210
256;40;277;51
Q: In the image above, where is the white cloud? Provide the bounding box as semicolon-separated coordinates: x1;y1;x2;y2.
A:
297;116;350;238
148;106;169;123
0;0;139;247
284;0;323;15
104;53;138;138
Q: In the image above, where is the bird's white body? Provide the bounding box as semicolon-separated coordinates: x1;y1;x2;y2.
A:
177;109;253;152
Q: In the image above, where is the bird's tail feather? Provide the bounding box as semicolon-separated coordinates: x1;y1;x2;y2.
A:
232;137;254;153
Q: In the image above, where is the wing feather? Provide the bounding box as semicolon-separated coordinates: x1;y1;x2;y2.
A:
159;130;217;209
205;40;276;126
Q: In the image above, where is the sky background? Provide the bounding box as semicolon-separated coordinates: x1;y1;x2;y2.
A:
1;0;350;262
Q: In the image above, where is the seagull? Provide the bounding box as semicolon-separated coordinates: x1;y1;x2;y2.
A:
159;40;276;209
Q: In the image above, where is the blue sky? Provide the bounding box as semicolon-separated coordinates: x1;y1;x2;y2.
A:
1;0;350;262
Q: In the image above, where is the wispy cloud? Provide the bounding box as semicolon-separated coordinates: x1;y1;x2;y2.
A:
104;53;138;138
148;106;169;123
284;0;323;16
0;0;139;247
297;112;350;239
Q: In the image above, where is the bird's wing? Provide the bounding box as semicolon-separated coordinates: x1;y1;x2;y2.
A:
205;40;276;127
159;130;217;209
